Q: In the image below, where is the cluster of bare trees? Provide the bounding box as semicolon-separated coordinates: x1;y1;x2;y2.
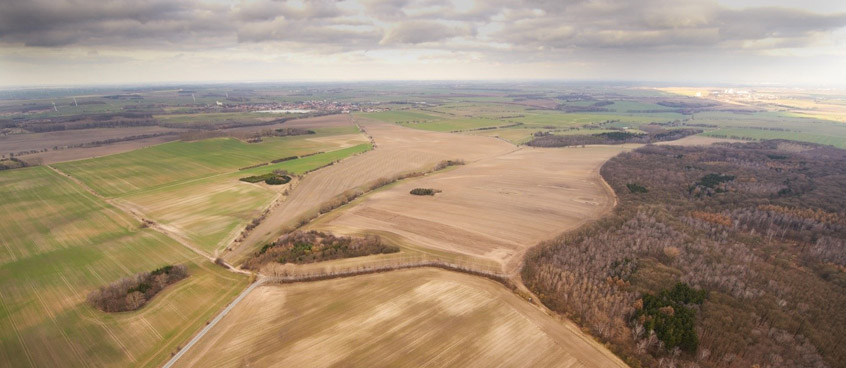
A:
264;259;511;289
524;140;846;367
87;265;188;312
242;230;398;269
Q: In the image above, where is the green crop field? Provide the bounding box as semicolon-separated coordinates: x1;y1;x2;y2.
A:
0;166;247;367
397;118;504;132
703;127;846;148
55;134;358;198
356;110;442;123
119;143;372;254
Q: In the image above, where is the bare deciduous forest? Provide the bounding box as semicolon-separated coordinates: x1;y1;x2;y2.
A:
523;140;846;368
243;230;399;269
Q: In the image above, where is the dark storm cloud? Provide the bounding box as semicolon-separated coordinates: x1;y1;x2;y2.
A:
0;0;844;55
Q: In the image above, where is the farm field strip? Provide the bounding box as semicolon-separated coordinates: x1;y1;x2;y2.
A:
54;119;367;198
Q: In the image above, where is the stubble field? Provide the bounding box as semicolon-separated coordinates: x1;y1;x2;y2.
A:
173;268;627;368
311;145;630;273
228;118;515;261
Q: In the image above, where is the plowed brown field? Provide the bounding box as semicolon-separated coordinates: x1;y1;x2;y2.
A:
173;268;628;368
227;118;515;261
313;145;630;273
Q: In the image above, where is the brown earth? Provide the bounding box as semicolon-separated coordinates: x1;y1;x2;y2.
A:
312;145;630;273
173;268;628;368
226;118;515;262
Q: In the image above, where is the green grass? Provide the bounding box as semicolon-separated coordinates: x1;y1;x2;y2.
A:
117;143;372;254
397;118;505;132
55;134;354;197
356;110;441;123
239;143;372;175
703;127;846;148
0;166;247;367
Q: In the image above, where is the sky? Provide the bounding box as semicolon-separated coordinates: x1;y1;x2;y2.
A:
1;0;845;87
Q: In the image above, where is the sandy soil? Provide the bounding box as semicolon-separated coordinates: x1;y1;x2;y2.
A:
313;145;629;273
655;135;744;146
173;268;628;368
227;118;515;261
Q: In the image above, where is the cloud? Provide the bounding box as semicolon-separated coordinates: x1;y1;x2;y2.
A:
1;0;845;86
380;20;474;45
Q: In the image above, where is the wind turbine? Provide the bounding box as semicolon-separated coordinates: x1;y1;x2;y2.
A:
192;93;196;103
52;101;58;112
73;97;78;107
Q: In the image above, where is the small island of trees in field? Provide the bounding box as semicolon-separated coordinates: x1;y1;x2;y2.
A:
410;188;442;196
87;265;188;312
240;169;291;185
243;230;399;269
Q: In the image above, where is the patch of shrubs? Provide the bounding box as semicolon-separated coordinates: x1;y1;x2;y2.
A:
634;283;707;353
87;265;188;312
696;173;735;189
243;230;399;269
240;169;292;185
410;188;441;196
0;157;28;171
626;183;648;193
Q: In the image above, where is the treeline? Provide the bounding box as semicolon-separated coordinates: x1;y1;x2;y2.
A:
527;129;702;147
243;231;399;269
15;113;157;132
523;140;846;367
87;265;188;312
0;158;28;171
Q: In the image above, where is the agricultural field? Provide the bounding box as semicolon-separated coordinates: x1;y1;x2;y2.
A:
118;143;372;254
703;127;846;148
54;127;365;197
172;268;627;368
397;117;506;132
228;119;515;262
356;110;442;123
311;145;629;273
0;165;248;367
0;126;184;156
3;83;845;368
